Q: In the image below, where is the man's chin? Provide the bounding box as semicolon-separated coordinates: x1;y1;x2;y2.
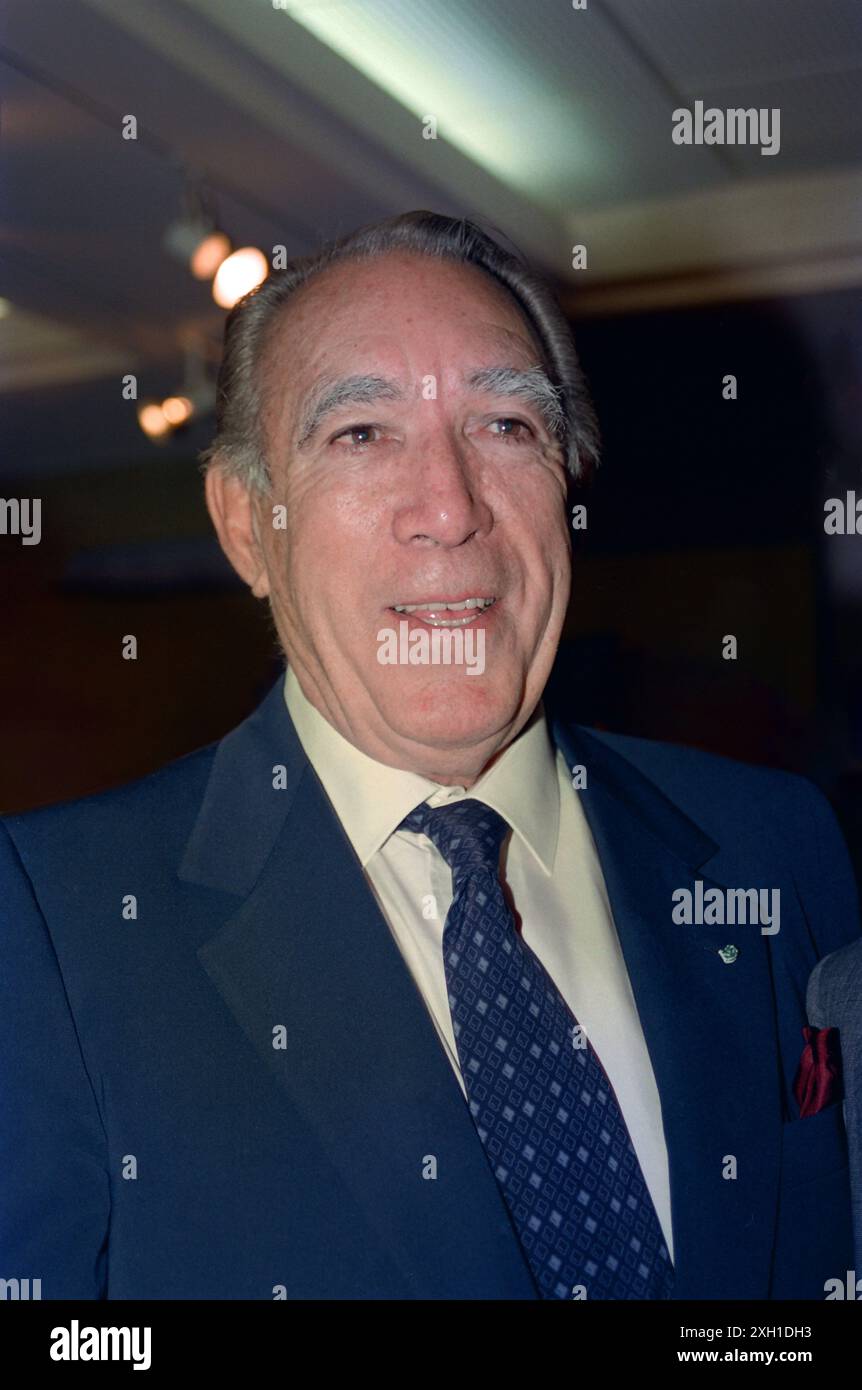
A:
373;674;525;760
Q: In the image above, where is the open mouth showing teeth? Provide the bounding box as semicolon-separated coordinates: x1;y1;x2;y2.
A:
391;597;497;627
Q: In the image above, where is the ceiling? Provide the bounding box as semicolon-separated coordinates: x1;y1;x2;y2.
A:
1;0;860;477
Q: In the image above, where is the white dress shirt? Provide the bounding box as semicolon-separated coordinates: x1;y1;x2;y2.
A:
283;665;674;1259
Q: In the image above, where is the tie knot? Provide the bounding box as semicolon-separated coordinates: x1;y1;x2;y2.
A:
398;798;509;882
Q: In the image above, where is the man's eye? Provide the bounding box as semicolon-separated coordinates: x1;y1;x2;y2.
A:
332;424;381;448
488;417;533;441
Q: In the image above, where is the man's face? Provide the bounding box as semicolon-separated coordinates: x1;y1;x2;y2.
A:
242;252;572;783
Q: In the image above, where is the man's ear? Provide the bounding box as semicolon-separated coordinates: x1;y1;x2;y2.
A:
205;463;271;599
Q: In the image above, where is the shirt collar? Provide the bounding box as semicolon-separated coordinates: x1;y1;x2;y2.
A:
283;665;560;874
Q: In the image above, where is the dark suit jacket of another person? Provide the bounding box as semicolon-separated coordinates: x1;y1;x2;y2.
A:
1;675;859;1299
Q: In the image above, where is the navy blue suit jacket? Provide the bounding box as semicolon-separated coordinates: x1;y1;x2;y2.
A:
1;676;859;1299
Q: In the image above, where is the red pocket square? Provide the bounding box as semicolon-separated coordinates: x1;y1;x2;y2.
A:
793;1025;843;1118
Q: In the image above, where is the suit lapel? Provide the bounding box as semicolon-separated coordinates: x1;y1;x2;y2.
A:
179;677;782;1299
551;714;781;1298
180;678;539;1299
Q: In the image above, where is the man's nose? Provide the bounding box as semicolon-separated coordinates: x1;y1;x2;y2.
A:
392;435;493;548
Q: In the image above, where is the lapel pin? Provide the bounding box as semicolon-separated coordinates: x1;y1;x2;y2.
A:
718;945;740;964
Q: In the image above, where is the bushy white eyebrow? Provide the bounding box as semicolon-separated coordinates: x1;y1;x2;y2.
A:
465;366;566;440
296;374;406;447
295;365;566;448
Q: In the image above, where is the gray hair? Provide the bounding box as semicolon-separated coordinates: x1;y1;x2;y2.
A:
199;210;600;492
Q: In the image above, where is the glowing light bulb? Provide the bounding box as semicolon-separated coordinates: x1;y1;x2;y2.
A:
161;395;194;426
137;401;171;440
190;231;231;280
212;247;269;309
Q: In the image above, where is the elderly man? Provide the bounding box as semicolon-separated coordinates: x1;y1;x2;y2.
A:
1;212;859;1301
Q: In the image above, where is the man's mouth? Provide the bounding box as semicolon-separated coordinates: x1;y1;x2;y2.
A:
389;596;497;627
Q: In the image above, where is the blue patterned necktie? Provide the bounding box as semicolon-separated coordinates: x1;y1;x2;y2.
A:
399;797;674;1300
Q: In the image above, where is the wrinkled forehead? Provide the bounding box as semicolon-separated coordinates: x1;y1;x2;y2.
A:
258;251;548;435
